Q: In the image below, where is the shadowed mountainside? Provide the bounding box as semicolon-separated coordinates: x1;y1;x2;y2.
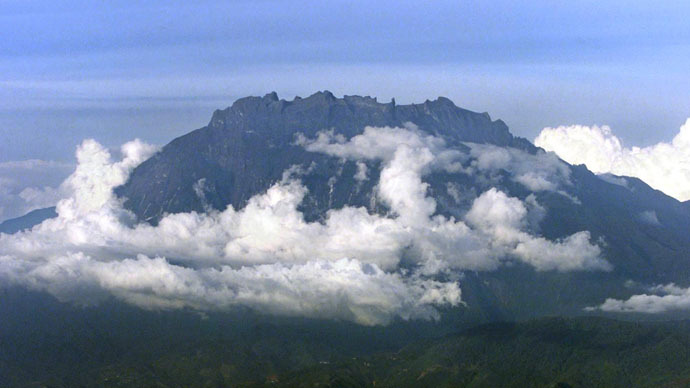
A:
116;91;534;223
0;207;56;235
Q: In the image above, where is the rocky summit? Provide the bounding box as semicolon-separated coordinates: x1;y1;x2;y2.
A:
116;91;534;223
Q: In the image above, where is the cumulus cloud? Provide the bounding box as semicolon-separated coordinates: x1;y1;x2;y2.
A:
465;189;608;272
0;126;609;325
0;253;457;326
0;137;461;325
299;125;608;273
591;283;690;314
535;119;690;201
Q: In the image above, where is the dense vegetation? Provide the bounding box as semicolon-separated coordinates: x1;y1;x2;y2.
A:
2;289;690;388
0;288;442;387
269;318;690;388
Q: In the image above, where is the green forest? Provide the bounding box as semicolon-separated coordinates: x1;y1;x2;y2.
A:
3;289;690;388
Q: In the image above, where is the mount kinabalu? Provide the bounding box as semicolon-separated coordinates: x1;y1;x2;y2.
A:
112;91;690;321
5;91;690;322
4;92;690;387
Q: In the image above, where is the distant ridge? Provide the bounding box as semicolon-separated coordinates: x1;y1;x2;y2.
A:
0;207;57;235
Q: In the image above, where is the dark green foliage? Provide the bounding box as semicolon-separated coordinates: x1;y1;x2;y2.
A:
265;318;690;388
3;290;690;387
0;288;455;387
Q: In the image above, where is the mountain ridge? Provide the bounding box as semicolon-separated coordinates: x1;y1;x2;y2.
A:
0;207;57;235
116;91;536;223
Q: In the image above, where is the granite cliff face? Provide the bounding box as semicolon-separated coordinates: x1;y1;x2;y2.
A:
116;91;534;223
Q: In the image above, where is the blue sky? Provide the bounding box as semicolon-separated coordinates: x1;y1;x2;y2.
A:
1;0;689;219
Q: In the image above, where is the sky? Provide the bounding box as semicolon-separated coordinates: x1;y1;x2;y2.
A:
1;0;690;219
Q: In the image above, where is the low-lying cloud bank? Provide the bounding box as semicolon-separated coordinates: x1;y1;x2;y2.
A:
0;125;610;325
590;284;690;314
535;118;690;201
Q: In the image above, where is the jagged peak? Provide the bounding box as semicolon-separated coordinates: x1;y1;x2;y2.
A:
263;91;279;101
208;92;529;151
433;96;457;107
200;91;539;153
222;92;495;119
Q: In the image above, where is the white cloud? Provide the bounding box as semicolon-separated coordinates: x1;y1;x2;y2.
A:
597;173;628;188
639;210;661;225
592;283;690;314
0;127;610;325
300;125;609;273
0;160;71;170
467;143;574;197
354;161;368;181
0;253;457;326
297;124;467;175
535;118;690;201
465;188;609;272
0;137;461;325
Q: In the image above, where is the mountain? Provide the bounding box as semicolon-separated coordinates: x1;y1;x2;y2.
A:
3;92;690;386
114;91;690;321
0;207;57;235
